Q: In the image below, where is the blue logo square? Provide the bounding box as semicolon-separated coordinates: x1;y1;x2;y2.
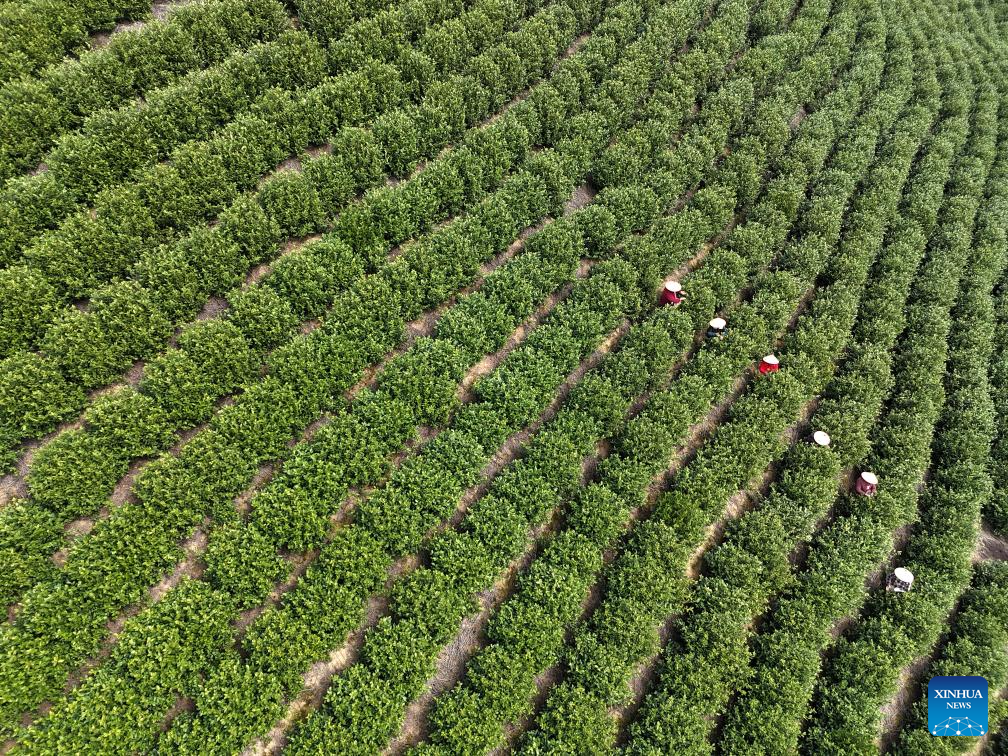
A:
928;676;988;737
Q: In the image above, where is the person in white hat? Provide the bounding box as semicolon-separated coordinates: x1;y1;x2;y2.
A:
888;567;914;592
811;430;831;448
759;354;780;375
706;317;726;339
855;470;878;496
662;280;684;306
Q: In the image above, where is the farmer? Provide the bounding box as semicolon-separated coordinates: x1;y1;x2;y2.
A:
662;280;684;307
855;471;878;496
758;354;780;375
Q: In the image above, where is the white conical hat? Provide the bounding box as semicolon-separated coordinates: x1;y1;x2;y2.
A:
709;317;726;330
664;280;682;293
893;567;914;584
860;471;878;485
762;354;779;365
812;430;831;447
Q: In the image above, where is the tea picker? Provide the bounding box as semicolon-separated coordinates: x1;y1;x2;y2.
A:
809;430;831;448
706;317;726;339
855;470;878;497
887;567;914;592
662;280;685;307
758;354;779;375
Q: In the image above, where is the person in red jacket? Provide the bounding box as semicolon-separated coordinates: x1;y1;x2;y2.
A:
759;354;779;374
855;471;878;496
662;280;684;306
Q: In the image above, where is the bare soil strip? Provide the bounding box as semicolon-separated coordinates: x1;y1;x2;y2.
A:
14;517;209;732
606;268;830;738
240;314;633;753
88;0;198;50
387;505;570;756
878;654;931;751
244;593;390;756
395;215;781;752
5;20;577;479
231;250;587;635
972;526;1008;563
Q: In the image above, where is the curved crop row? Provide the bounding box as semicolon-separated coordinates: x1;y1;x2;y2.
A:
951;0;1008;544
17;34;717;750
715;29;1001;753
513;3;912;751
414;18;900;756
142;4;782;753
0;0;597;468
149;5;748;752
0;0;633;614
618;25;938;756
0;0;289;182
0;0;529;337
888;561;1008;755
993;307;1008;534
284;154;723;756
0;0;576;467
350;2;870;751
1;0;1006;752
0;0;692;739
12;5;698;744
614;15;940;756
294;0;911;753
3;29;330;261
0;0;151;84
0;0;484;273
990;132;1008;538
800;82;1008;753
23;0;617;508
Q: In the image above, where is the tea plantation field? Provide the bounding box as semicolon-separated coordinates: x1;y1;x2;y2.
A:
1;0;1008;752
